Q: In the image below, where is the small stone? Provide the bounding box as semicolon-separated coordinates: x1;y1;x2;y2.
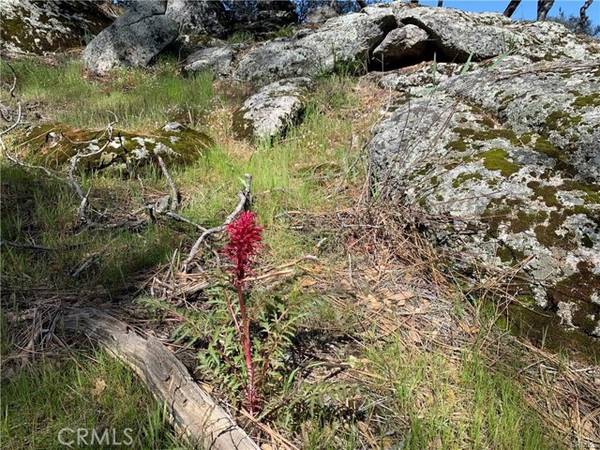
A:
233;77;312;141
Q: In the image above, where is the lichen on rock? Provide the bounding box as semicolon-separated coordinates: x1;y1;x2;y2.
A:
19;122;213;176
0;0;114;55
368;74;600;339
233;77;312;141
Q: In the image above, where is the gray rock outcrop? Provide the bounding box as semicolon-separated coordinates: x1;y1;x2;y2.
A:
182;45;236;77
368;56;600;338
234;10;397;85
372;24;430;68
442;56;600;181
0;0;114;55
233;77;312;140
390;3;600;62
83;0;178;74
166;0;230;38
376;62;460;91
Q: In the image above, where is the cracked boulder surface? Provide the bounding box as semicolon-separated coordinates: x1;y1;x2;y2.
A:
368;54;600;341
389;3;600;62
234;9;397;85
166;0;231;39
371;24;431;69
442;56;600;182
0;0;115;55
83;0;178;75
233;77;312;141
205;2;598;87
20;122;212;176
182;45;236;77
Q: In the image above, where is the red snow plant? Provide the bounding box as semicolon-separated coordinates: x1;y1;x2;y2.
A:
223;211;263;413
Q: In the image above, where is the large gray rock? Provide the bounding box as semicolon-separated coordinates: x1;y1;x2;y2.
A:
166;0;230;38
182;45;235;77
390;3;600;62
442;56;600;182
391;5;515;61
234;9;397;85
368;58;600;339
83;0;178;74
0;0;114;55
376;61;461;92
233;77;312;141
372;24;430;68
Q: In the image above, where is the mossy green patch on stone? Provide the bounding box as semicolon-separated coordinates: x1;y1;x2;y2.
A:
534;210;577;250
496;245;526;263
20;123;213;175
510;210;548;233
572;93;600;109
548;262;600;336
561;180;600;205
451;172;483;188
447;140;467;152
480;148;520;177
533;136;562;160
453;127;520;146
529;182;561;208
545;110;582;133
519;133;532;145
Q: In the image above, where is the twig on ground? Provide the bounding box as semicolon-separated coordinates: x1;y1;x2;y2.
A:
182;174;253;271
155;153;179;211
67;143;108;223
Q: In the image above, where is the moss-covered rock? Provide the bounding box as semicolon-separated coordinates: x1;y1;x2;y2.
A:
442;56;600;182
0;0;114;55
19;122;212;176
368;87;600;341
233;77;312;141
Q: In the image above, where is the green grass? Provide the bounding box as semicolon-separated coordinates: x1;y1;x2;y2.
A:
1;57;567;449
0;351;186;449
363;338;558;449
0;164;177;291
0;58;214;130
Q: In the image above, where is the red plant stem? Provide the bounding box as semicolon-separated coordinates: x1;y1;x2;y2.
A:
237;282;257;413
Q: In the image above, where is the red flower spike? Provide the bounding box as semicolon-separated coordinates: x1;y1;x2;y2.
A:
223;211;263;285
222;211;263;414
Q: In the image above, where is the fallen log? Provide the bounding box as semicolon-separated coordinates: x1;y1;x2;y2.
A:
60;307;259;450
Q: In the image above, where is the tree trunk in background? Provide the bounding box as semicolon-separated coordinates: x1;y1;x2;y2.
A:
437;0;444;7
356;0;367;9
576;0;594;33
537;0;554;20
503;0;521;17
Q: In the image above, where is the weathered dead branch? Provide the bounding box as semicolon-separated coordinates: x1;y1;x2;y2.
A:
182;174;253;271
60;307;260;450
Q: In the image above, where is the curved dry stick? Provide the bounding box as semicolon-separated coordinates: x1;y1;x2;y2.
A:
60;307;260;450
155;154;179;211
182;174;252;271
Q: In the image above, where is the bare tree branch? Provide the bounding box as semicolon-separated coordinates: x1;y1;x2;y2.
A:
155;153;179;211
537;0;554;20
503;0;522;17
576;0;594;33
182;174;252;271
